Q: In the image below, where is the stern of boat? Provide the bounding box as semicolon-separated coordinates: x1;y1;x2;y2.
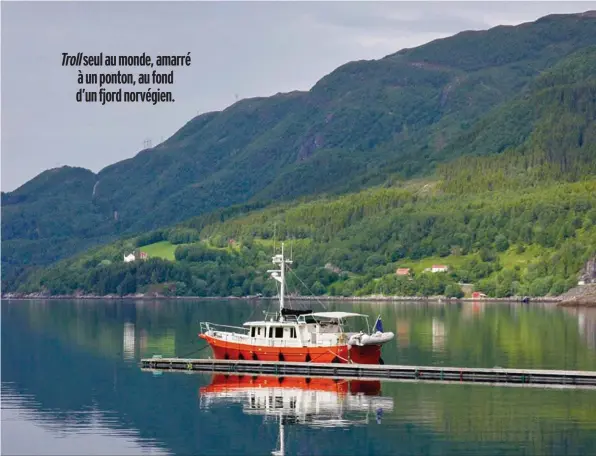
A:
349;344;382;364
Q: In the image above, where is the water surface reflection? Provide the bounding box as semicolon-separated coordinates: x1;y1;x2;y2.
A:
2;299;596;455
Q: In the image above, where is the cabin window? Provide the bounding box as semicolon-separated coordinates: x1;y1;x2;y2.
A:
275;327;284;338
269;327;273;338
290;327;296;338
257;327;262;336
250;327;256;337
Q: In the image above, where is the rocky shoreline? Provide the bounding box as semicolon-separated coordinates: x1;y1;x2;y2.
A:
1;292;562;303
556;284;596;307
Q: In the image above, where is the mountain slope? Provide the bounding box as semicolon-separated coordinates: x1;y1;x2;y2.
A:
3;11;596;287
438;45;596;192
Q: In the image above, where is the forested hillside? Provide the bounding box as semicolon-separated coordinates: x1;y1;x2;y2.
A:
14;176;596;298
3;11;596;294
439;45;596;192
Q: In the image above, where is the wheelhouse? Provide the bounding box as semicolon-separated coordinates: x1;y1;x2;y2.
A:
296;311;371;333
236;311;371;343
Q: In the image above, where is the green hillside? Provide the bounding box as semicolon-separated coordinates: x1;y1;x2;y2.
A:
3;11;596;291
14;173;596;298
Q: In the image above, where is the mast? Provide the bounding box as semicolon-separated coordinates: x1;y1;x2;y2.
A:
267;242;292;319
271;414;285;456
280;243;285;312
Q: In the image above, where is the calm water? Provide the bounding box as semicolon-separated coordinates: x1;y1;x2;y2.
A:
2;299;596;455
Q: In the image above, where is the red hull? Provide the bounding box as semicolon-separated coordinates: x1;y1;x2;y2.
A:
199;333;382;364
200;374;381;396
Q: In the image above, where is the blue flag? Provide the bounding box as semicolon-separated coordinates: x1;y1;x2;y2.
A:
374;316;384;333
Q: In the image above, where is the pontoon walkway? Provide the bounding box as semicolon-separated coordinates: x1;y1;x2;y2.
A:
140;357;596;387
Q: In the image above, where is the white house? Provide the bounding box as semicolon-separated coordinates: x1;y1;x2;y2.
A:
431;264;449;273
124;253;136;263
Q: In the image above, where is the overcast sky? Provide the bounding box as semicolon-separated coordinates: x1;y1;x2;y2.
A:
2;1;595;192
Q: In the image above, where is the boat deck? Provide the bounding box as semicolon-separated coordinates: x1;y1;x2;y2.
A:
140;357;596;388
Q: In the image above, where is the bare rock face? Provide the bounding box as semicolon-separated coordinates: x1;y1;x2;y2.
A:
558;256;596;306
579;256;596;284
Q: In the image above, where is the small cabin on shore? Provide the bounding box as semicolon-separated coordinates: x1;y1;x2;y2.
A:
124;251;148;263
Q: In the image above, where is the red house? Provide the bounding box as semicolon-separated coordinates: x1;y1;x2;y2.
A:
396;268;411;276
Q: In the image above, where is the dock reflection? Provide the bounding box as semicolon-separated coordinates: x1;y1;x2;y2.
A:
199;375;393;426
199;374;394;454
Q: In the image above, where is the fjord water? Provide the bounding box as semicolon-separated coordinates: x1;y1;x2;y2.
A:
2;299;596;456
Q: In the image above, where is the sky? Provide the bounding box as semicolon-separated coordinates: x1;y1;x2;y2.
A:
2;1;595;192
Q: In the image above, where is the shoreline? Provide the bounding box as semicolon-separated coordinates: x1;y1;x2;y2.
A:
1;292;563;303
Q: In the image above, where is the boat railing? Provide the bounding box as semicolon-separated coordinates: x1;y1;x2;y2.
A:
200;321;249;335
216;334;341;348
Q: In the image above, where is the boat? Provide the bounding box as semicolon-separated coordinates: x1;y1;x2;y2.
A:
199;374;393;455
198;243;395;364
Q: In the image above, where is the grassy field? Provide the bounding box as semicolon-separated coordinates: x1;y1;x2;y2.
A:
394;244;541;275
498;244;548;269
396;255;472;274
139;239;241;261
139;241;177;261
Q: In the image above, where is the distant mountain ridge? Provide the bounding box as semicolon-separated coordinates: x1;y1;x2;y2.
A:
3;10;596;289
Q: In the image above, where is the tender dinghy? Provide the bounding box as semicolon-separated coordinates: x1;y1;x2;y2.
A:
348;331;395;347
348;315;394;346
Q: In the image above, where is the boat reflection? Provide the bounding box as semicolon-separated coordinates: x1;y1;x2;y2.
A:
199;375;394;454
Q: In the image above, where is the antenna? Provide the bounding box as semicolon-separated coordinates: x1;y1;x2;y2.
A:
267;242;292;318
273;222;277;254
